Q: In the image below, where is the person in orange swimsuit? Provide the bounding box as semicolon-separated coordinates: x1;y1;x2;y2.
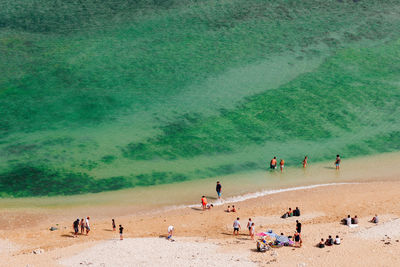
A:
302;156;308;168
280;159;285;172
201;196;208;210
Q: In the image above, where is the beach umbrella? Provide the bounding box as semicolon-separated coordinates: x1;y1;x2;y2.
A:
275;235;290;243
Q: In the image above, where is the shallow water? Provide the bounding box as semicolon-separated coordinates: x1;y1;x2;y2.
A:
1;152;399;215
1;1;400;197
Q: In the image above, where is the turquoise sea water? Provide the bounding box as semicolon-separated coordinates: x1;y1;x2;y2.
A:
1;0;400;197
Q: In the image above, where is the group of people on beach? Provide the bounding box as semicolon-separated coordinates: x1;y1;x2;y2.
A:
73;217;91;237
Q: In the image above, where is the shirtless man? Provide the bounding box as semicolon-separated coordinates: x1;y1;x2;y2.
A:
270;157;277;169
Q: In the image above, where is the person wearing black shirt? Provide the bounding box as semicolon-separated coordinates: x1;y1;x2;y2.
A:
119;225;124;240
216;181;222;199
73;219;80;237
296;220;302;233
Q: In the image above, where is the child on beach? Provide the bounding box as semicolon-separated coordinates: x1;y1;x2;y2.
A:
216;181;222;199
226;206;230;212
296;220;301;233
233;218;241;236
119;225;124;240
325;235;334;246
247;218;255;239
201;196;207;210
167;225;174;240
80;218;85;234
293;232;302;247
302;156;308;168
318;238;325;248
112;219;116;231
231;205;236;212
335;155;341;170
280;159;285;172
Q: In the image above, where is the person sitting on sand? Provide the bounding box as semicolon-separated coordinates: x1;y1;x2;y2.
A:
201;196;207;210
119;225;124;240
231;205;237;212
325;235;334;246
352;215;359;224
293;232;302;248
233;217;241;236
206;204;214;209
73;219;80;237
346;215;351;226
334;235;341;245
370;214;379;224
287;208;293;217
294;207;300;216
225;206;230;212
167;225;174;240
318;238;325;248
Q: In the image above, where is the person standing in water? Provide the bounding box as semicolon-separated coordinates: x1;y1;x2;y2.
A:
270;157;277;169
216;181;222;199
335;155;341;170
302;156;308;168
280;159;285;172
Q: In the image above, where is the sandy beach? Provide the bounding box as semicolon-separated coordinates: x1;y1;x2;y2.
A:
1;154;400;266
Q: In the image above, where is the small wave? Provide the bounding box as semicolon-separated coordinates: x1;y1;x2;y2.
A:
161;182;358;212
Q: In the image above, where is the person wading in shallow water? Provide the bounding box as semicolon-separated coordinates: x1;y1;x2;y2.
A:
216;181;222;199
302;156;308;168
335;155;341;170
270;156;277;169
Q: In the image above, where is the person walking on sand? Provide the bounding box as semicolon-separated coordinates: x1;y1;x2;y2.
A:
167;225;174;240
80;218;85;234
270;157;277;169
119;225;124;240
247;218;255;239
302;156;308;168
233;217;241;236
112;219;116;231
280;159;285;172
216;181;222;199
335;155;341;170
201;196;208;210
73;219;80;237
85;216;91;235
